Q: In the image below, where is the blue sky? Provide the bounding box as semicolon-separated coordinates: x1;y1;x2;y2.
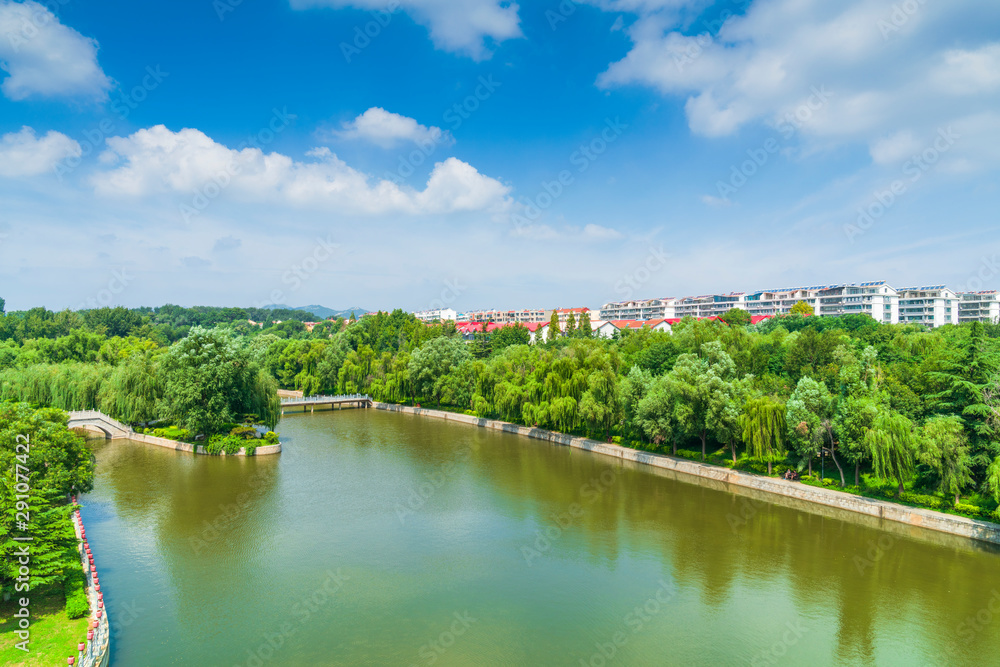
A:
1;0;999;313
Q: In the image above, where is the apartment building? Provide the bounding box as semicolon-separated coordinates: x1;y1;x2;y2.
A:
460;308;548;324
599;298;677;321
958;291;1000;324
674;293;746;318
413;308;457;322
897;286;959;328
812;282;899;324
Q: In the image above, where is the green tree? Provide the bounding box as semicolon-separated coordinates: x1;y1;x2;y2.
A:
578;311;593;338
159;327;279;434
919;415;974;506
930;321;999;471
669;341;736;461
492;323;531;353
741;396;787;474
565;313;577;337
986;456;1000;518
786;376;845;484
865;410;917;497
721;307;751;327
790;300;814;316
834;394;881;486
407;336;472;407
98;351;162;424
1;403;95;594
547;312;560;343
636;374;679;454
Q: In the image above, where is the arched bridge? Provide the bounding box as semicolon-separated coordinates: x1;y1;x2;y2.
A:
67;410;134;439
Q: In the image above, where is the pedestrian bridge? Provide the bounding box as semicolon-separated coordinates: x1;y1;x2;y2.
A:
280;394;372;414
67;410;134;439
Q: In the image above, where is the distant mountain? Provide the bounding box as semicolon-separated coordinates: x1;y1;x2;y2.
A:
262;304;368;320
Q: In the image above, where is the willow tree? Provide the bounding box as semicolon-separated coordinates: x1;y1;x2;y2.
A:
741;396;786;474
864;411;917;497
987;456;1000;519
98;352;162;424
919;415;974;506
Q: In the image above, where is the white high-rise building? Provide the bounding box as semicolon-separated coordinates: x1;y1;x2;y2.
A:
958;292;1000;324
897;286;959;328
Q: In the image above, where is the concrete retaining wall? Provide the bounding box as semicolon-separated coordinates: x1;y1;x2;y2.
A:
372;402;1000;546
112;431;281;456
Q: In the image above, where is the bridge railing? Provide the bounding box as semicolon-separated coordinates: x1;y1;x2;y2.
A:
280;394;372;404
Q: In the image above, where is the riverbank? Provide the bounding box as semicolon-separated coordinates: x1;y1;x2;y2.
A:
371;402;1000;546
124;431;282;456
72;419;281;456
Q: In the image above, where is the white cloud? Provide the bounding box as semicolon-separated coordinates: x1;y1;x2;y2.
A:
597;0;1000;167
0;0;111;100
0;126;80;177
335;107;451;148
290;0;522;60
869;130;921;166
91;125;510;216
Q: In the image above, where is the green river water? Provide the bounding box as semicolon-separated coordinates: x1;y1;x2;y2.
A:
79;408;1000;666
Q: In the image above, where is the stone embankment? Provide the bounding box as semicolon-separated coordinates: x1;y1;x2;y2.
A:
372;402;1000;547
68;410;281;456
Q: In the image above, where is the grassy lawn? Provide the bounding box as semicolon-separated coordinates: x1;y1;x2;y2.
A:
0;587;90;667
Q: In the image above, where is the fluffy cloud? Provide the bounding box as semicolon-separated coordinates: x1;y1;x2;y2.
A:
334;107;452;148
598;0;1000;164
0;126;80;177
0;0;112;100
290;0;521;59
92;125;510;215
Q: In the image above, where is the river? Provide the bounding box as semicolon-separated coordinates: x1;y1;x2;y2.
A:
79;408;1000;666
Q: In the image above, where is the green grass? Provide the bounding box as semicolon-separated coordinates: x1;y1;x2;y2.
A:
0;587;90;667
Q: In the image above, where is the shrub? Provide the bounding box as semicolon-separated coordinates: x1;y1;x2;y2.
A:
63;567;89;619
263;431;279;445
229;426;258;440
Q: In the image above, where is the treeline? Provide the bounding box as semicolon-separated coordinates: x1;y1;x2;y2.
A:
0;328;281;434
5;298;1000;519
261;311;1000;517
0;304;323;345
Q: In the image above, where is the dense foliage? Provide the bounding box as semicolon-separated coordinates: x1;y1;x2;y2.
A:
5;298;1000;519
0;403;95;595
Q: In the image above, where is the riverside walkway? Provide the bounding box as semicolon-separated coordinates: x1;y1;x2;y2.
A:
280;393;372;414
